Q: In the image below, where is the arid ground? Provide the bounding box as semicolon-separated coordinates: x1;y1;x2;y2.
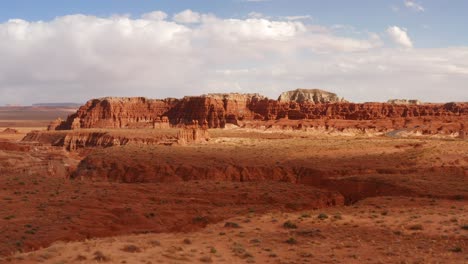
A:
0;112;467;263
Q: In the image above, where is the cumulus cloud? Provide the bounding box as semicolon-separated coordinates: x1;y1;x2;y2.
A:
141;11;168;21
0;11;466;105
387;26;413;48
282;15;312;21
173;9;201;24
404;0;425;12
248;12;265;19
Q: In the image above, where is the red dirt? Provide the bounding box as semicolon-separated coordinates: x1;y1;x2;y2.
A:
0;125;466;262
6;197;467;264
0;176;342;256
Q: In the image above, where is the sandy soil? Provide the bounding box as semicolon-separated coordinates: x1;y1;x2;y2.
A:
0;126;466;263
3;197;467;264
0;106;76;128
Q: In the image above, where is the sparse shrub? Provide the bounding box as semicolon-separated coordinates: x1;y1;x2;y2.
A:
407;224;423;230
317;213;328;220
149;240;161;246
144;212;156;218
224;222;241;228
232;243;252;259
121;245;141;253
25;230;36;235
301;213;311;218
283;220;297;229
285;237;297;244
249;239;261;244
450;247;462;253
193;216;208;224
298;252;313;258
199;256;213;263
183;238;192;244
461;225;468;230
210;247;217;254
93;251;109;262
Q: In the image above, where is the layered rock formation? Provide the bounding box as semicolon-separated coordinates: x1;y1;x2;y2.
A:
47;118;64;131
48;90;468;134
23;127;210;151
278;89;345;104
51;97;178;130
388;99;422;105
1;128;19;134
168;93;265;128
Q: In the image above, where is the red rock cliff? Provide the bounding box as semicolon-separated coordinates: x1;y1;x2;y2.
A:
52;91;467;130
54;97;178;130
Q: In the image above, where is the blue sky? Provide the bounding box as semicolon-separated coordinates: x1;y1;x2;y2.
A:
0;0;467;104
2;0;467;48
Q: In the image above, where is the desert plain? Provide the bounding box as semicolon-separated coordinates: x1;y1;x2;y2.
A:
0;90;467;264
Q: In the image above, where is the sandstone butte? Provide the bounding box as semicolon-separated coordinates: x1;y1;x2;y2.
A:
48;89;467;136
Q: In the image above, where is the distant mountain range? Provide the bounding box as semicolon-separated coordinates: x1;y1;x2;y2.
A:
32;103;82;107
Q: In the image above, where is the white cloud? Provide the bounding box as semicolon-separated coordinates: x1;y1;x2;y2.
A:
0;11;466;105
173;9;201;24
387;26;413;48
141;11;168;21
247;12;265;19
404;0;425;12
282;15;312;21
198;18;307;42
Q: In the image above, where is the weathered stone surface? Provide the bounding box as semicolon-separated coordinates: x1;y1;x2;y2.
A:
168;93;265;128
70;117;81;130
153;116;170;129
23;127;210;151
1;128;19;134
61;97;178;129
47;118;63;131
50;90;467;132
388;99;422;105
177;127;210;145
278;89;345;104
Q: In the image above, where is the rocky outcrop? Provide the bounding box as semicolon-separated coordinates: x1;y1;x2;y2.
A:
177;127;210;145
388;99;422;105
50;90;467;131
240;116;466;138
47;118;64;131
23;127;209;151
1;128;19;134
70;117;81;130
278;89;345;104
167;93;265;128
58;97;179;130
153;116;170;129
